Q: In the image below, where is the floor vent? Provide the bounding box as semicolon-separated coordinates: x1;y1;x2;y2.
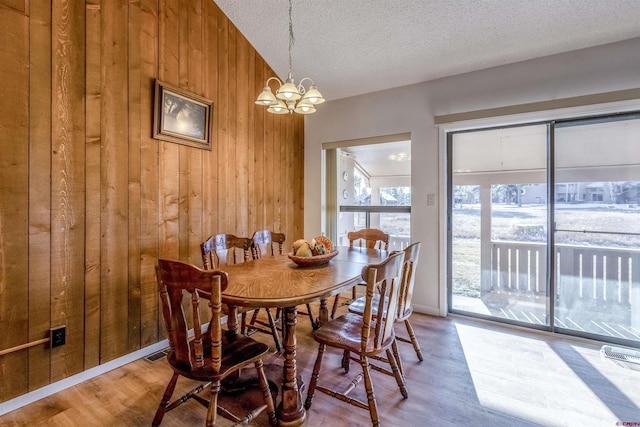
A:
145;349;169;362
600;345;640;371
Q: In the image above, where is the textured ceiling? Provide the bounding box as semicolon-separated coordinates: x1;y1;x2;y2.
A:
214;0;640;102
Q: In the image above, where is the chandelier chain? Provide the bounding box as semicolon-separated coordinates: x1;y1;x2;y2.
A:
288;0;295;74
254;0;323;114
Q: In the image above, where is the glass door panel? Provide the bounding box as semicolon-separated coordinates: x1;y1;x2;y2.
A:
554;115;640;344
450;125;550;326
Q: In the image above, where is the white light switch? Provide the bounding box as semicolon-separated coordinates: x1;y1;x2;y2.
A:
427;194;436;206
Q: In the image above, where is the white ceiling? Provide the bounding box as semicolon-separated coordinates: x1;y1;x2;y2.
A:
342;140;412;178
214;0;640;102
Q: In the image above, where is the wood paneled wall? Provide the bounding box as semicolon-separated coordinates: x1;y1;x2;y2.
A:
0;0;304;403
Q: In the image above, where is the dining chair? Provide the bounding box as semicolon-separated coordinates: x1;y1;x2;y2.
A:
246;230;287;352
201;233;253;334
330;228;391;319
304;251;407;427
249;230;319;348
347;242;423;375
153;258;277;427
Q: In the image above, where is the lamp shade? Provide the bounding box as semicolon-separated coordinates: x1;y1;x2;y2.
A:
294;99;316;114
255;87;278;106
267;99;290;114
301;85;324;104
276;81;301;101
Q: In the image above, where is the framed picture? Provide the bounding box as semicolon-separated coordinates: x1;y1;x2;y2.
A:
153;80;213;150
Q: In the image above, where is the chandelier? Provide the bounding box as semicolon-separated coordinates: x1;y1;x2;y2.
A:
255;0;324;115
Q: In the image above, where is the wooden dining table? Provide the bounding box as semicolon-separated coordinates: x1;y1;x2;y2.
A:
221;246;389;427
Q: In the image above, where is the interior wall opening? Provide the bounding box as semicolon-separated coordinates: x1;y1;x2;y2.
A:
322;135;412;249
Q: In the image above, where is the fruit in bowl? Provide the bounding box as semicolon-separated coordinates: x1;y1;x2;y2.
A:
289;237;338;267
292;237;330;257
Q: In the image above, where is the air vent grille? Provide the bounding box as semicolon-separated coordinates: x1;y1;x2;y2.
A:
600;345;640;371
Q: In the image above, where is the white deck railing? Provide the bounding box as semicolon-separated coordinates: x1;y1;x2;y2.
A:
489;241;639;309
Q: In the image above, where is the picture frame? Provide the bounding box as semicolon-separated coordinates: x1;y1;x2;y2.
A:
153;79;213;150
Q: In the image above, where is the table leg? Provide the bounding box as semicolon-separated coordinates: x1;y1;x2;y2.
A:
221;305;242;389
318;298;329;326
226;305;239;336
277;306;306;426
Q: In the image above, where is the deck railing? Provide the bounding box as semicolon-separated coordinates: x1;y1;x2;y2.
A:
489;241;639;310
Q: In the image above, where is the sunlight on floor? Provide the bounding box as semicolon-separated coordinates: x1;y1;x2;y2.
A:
454;322;625;426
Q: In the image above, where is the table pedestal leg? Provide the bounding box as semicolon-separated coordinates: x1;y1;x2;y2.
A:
318;298;329;326
277;306;306;426
226;305;239;336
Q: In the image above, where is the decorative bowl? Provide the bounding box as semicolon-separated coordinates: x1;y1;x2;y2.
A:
288;250;339;267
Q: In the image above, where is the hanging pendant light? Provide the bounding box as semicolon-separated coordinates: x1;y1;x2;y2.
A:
255;0;324;115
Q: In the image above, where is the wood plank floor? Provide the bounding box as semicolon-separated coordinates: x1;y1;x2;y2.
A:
1;305;639;426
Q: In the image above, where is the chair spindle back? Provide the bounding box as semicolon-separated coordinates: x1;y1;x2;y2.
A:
360;251;405;351
251;230;285;259
347;228;390;250
201;233;252;269
156;259;228;373
397;242;421;318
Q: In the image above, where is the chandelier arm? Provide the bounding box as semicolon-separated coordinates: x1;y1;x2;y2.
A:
266;76;283;89
297;77;315;94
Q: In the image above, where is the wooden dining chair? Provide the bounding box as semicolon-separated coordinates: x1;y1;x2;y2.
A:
201;233;252;269
246;230;287;352
330;228;391;318
201;233;253;334
348;242;423;375
249;230;319;347
304;251;407;427
153;259;277;427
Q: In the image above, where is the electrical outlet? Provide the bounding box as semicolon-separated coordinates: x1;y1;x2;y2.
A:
50;326;66;348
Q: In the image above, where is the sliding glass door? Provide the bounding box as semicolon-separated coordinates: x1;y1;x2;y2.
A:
449;113;640;346
554;115;640;343
449;124;550;327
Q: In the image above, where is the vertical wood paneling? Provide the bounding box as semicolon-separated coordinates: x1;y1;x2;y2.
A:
202;0;218;238
186;0;204;265
50;0;86;382
237;32;250;236
247;47;257;235
0;0;26;13
139;0;160;347
0;0;305;404
28;0;53;391
277;115;286;236
158;0;180;259
0;7;29;401
84;0;102;369
128;0;143;353
265;107;275;231
253;59;266;231
293;115;305;240
100;0;129;363
228;24;238;234
177;0;188;88
283;117;292;241
217;14;230;232
51;0;86;378
177;0;189;260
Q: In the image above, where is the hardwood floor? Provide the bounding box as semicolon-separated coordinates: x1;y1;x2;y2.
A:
1;305;639;426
